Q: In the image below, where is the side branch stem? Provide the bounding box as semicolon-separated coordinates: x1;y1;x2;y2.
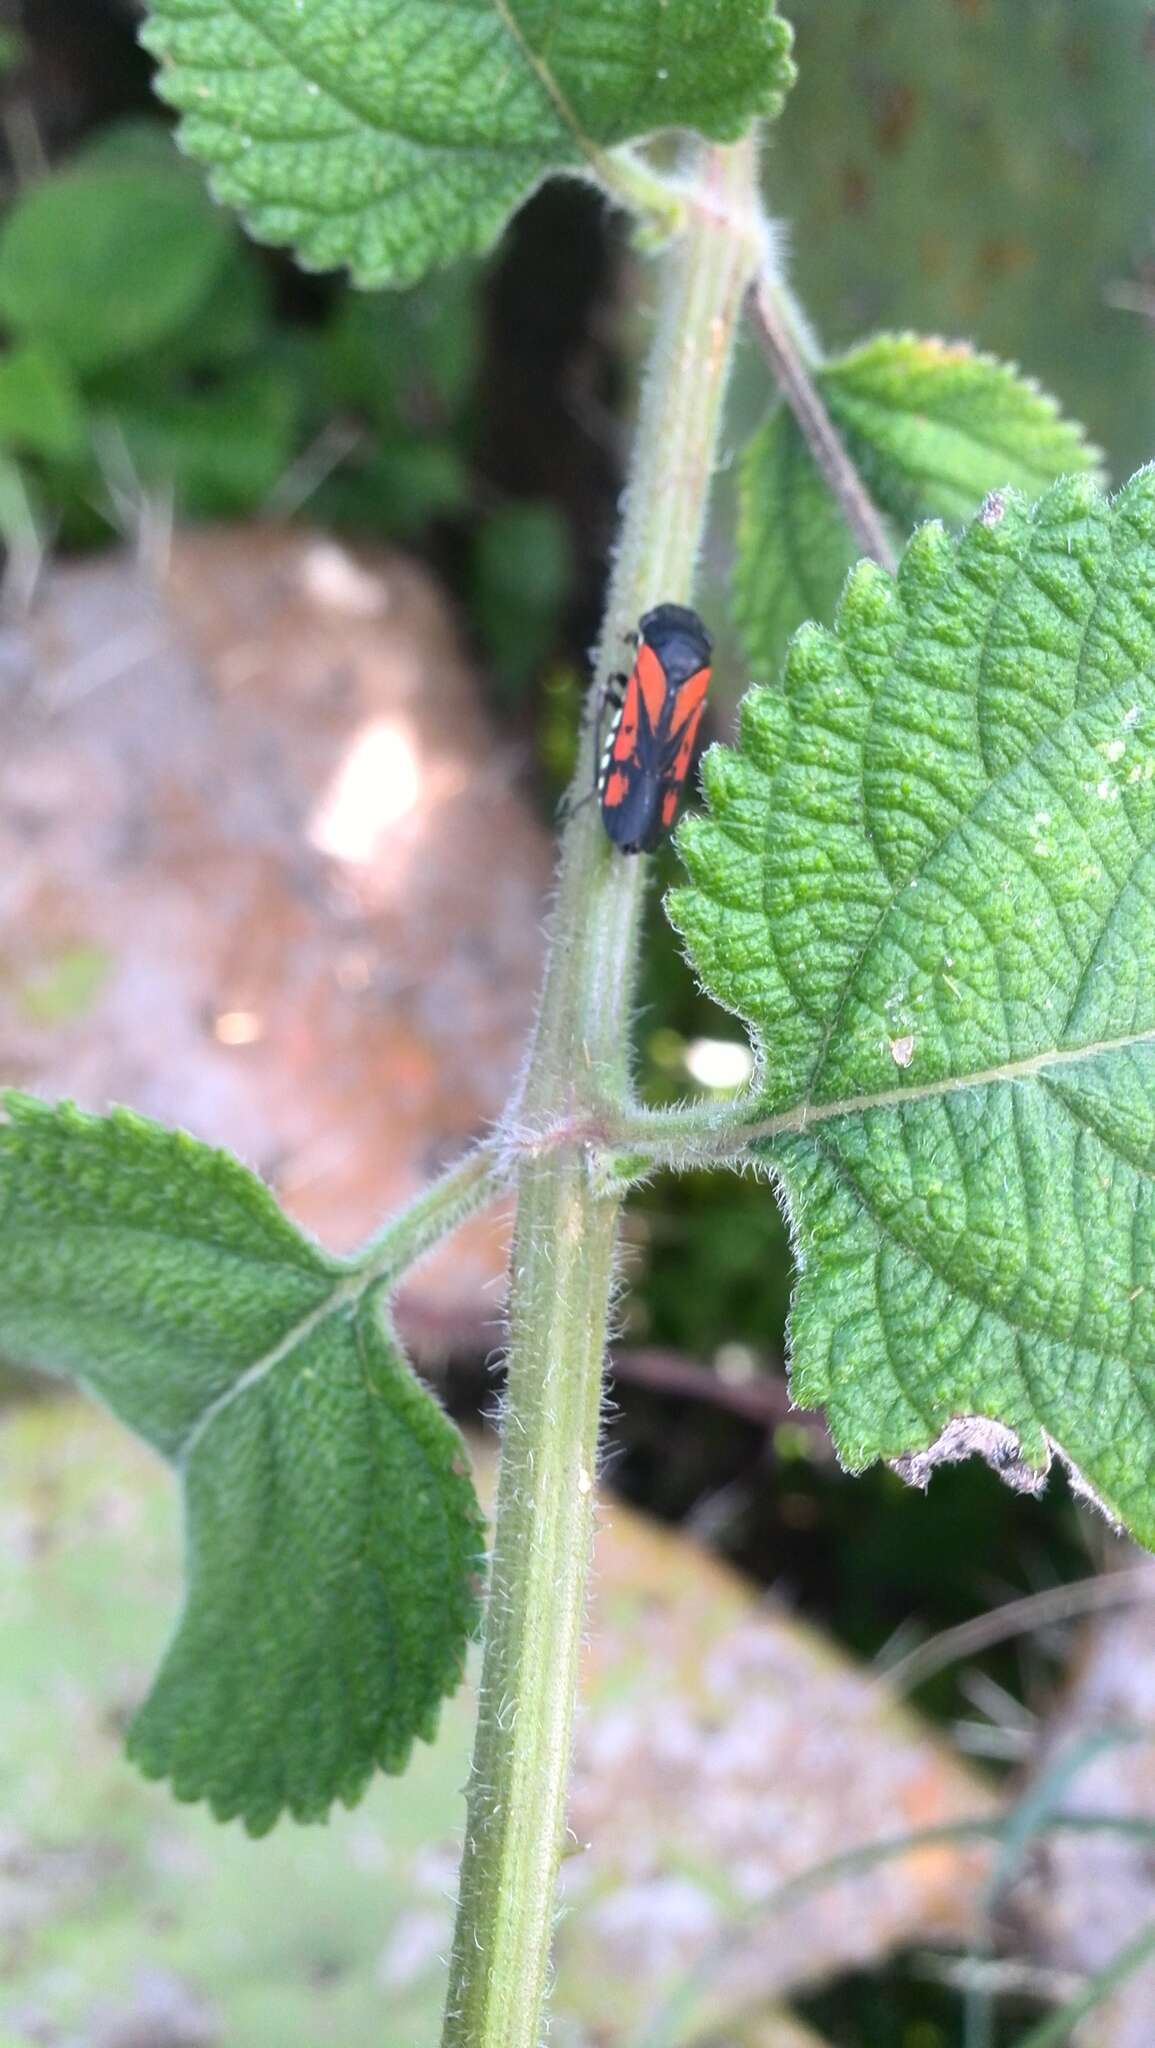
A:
440;135;762;2048
748;273;898;573
350;1143;508;1286
584;1020;1155;1177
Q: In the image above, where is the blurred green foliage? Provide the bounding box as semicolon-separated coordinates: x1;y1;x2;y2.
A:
0;152;233;371
470;503;572;701
0;121;570;692
0;28;27;77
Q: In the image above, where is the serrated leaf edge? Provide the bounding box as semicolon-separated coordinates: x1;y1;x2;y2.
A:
140;0;794;286
125;1286;484;1831
820;328;1106;482
0;1090;486;1829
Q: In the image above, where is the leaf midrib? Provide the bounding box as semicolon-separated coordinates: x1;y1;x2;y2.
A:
740;1022;1155;1148
175;1273;357;1467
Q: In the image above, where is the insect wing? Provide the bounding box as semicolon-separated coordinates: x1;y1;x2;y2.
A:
658;664;711;830
600;645;667;848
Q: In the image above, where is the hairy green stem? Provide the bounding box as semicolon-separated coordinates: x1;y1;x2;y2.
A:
350;1142;508;1286
597;144;691;242
441;134;762;2048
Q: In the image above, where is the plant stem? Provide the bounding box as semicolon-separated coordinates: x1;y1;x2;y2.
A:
350;1142;508;1286
748;272;898;573
1010;1921;1155;2048
441;134;762;2048
598;144;691;242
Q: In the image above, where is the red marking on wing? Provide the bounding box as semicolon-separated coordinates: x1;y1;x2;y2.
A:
603;768;629;808
670;715;703;785
658;665;711;829
671;666;710;733
636;643;669;733
668;669;710;780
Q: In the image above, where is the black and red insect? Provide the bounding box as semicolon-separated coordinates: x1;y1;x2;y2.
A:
597;602;713;854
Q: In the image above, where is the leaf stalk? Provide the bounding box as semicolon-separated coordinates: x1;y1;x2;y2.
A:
350;1141;509;1286
747;270;898;573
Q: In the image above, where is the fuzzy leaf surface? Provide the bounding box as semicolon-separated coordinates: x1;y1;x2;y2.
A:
736;334;1099;674
140;0;794;287
0;1093;483;1831
673;471;1155;1541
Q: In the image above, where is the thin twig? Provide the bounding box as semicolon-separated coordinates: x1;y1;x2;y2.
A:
633;1813;1155;2048
1010;1920;1155;2048
875;1563;1155;1700
916;1954;1082;2005
746;276;898;574
608;1346;827;1439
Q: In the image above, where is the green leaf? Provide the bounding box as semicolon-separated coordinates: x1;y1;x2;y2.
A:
824;336;1101;523
0;160;232;372
140;0;795;288
736;334;1100;674
0;1093;484;1831
671;469;1155;1543
734;398;854;681
78;123;272;370
154;241;271;366
0;346;86;460
71;116;196;171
